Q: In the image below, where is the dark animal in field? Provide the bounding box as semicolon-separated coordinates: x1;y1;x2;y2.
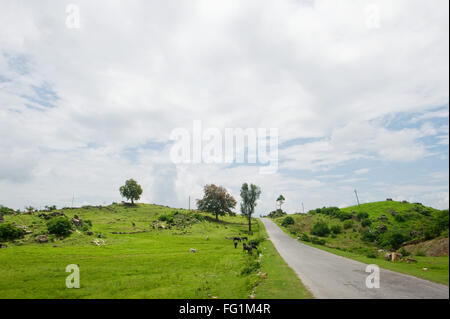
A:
243;243;253;255
233;237;241;242
241;237;248;241
131;222;135;227
234;241;238;249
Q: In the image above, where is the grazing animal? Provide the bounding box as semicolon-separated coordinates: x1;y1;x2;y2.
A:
241;236;248;241
131;222;135;227
243;243;253;255
234;241;238;249
233;237;241;242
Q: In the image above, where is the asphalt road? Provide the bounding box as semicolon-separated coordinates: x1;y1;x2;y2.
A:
261;218;449;299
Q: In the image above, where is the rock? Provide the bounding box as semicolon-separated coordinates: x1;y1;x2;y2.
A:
97;233;103;238
92;240;100;246
206;236;209;241
72;215;83;227
405;257;417;263
261;273;267;279
378;225;388;233
386;198;393;201
423;268;428;271
402;200;409;204
249;295;255;299
190;248;197;253
35;235;48;243
391;252;402;262
384;253;392;261
86;231;93;236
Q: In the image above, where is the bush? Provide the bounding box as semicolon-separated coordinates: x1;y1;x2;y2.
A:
46;217;73;237
300;233;310;242
281;216;295;227
343;220;353;229
268;209;286;218
394;214;406;222
398;247;410;257
331;225;342;234
366;252;377;258
361;229;377;242
241;261;260;275
0;205;15;215
377;232;410;250
361;219;372;227
356;212;369;220
0;223;25;241
415;250;426;257
311;221;330;237
311;237;326;245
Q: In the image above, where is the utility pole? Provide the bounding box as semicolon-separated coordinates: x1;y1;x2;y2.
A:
354;189;360;206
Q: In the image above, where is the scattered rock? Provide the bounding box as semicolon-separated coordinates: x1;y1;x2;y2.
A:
35;235;48;243
97;233;103;238
86;231;93;236
249;295;255;299
405;257;417;263
423;268;428;271
190;248;197;253
402;200;409;204
261;273;267;279
71;215;83;227
391;252;402;262
378;225;388;233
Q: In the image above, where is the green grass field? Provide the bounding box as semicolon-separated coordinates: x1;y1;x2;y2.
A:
273;201;449;285
0;203;312;299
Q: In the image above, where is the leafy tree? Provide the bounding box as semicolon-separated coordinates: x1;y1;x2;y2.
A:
0;223;25;241
196;184;237;221
119;179;143;205
276;195;285;210
311;221;330;237
240;183;261;232
47;217;73;237
281;216;295;227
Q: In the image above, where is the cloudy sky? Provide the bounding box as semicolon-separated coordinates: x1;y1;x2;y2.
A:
0;0;448;215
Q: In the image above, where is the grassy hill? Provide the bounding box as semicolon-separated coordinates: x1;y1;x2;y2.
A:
0;203;312;299
273;200;449;285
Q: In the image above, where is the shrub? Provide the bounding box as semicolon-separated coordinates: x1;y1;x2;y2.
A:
331;225;342;234
415;250;426;257
311;237;326;245
0;223;25;241
398;247;410;257
361;219;372;227
394;214;406;222
343;220;353;229
356;212;369;220
361;229;377;242
377;232;410;250
241;261;260;275
300;233;310;242
84;220;92;227
281;216;295;227
366;252;377;258
268;209;286;218
192;213;204;221
46;217;73;237
311;221;330;237
0;205;15;215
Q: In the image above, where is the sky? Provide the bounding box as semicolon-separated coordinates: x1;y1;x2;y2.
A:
0;0;448;215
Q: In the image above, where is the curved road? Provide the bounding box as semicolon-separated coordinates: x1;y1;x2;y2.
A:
261;218;449;299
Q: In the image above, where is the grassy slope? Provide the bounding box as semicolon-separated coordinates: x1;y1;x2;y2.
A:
274;201;449;285
0;203;311;299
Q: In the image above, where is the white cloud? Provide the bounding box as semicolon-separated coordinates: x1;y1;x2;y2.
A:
0;0;448;210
